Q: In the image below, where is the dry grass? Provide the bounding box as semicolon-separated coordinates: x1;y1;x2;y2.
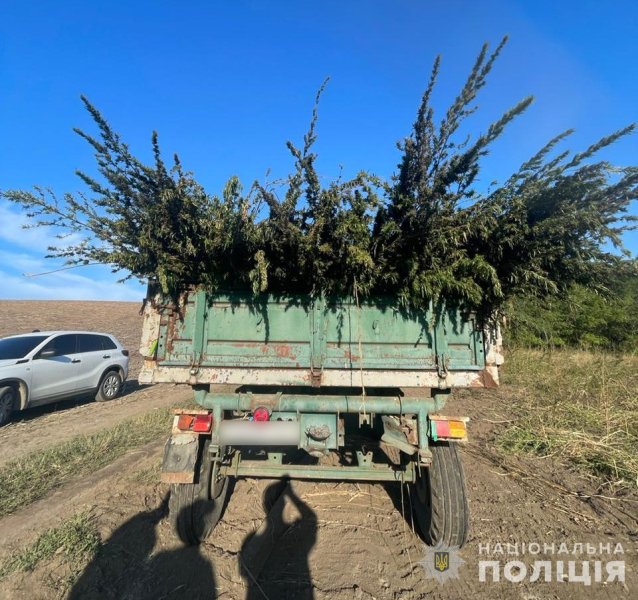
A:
498;348;638;489
128;462;162;485
0;408;173;517
0;511;100;588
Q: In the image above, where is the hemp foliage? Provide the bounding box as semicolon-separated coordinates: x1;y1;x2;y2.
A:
4;38;637;317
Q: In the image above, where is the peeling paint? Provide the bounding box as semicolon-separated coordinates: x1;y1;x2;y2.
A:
138;292;503;389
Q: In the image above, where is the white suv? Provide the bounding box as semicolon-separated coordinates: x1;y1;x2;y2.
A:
0;331;130;426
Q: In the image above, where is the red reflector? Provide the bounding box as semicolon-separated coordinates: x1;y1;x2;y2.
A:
193;414;213;432
435;420;451;438
177;414;195;430
253;406;270;422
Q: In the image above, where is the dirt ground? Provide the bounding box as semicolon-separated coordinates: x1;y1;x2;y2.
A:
0;301;635;599
0;300;192;466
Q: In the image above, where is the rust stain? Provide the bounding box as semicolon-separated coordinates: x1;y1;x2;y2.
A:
273;344;296;359
469;373;485;388
165;313;177;354
171;408;209;415
482;368;499;388
252;344;298;360
469;369;499;388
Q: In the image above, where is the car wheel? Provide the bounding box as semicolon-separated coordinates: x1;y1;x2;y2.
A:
0;386;16;426
95;371;123;402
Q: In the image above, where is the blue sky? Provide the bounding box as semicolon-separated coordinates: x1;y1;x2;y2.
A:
1;0;636;301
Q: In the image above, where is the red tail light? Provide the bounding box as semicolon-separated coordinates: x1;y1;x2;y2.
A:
193;414;213;432
176;413;212;433
122;349;129;357
253;406;270;422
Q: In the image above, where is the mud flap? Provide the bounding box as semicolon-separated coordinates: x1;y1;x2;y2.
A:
161;433;199;484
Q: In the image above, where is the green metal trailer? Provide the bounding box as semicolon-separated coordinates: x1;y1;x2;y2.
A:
139;290;503;547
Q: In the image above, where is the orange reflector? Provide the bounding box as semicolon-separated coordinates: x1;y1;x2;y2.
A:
448;420;467;439
177;414;195;431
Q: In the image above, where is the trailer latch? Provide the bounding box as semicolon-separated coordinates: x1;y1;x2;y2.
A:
310;367;322;387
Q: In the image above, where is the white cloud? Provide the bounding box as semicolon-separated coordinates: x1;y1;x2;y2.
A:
0;204;62;254
0;202;146;301
0;249;47;274
0;203;80;254
0;265;145;301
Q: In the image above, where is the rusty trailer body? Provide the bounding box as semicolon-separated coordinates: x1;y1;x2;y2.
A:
139;290;503;548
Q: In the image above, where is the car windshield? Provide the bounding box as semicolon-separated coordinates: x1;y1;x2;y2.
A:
0;336;48;360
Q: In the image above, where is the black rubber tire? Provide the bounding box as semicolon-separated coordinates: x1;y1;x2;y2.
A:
412;442;469;548
169;439;229;545
95;370;123;402
0;386;16;427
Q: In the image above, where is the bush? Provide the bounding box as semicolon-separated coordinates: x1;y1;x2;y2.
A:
506;273;638;351
3;38;636;318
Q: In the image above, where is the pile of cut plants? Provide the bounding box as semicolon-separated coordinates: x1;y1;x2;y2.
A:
3;38;637;318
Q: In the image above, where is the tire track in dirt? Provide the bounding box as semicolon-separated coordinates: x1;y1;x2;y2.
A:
203;452;636;599
1;430;635;599
0;440;165;555
0;302;635;598
0;384;192;467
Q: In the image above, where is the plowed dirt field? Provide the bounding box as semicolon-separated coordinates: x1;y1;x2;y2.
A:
0;300;635;599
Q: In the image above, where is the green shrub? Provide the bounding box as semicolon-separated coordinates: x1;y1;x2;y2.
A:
3;38;636;319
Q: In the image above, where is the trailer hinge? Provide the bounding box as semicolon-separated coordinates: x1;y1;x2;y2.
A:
310;367;322;387
436;353;449;378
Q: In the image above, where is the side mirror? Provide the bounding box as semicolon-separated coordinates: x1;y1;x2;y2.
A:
38;349;56;359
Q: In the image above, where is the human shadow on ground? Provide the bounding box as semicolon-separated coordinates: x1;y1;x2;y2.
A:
68;493;217;600
239;481;318;600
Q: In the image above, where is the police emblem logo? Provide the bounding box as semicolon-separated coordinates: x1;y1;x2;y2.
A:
434;551;449;572
419;545;464;583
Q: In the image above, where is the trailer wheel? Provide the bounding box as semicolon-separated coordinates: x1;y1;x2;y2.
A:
169;439;229;545
412;442;469;548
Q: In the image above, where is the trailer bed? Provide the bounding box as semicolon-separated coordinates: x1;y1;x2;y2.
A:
139;291;502;389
